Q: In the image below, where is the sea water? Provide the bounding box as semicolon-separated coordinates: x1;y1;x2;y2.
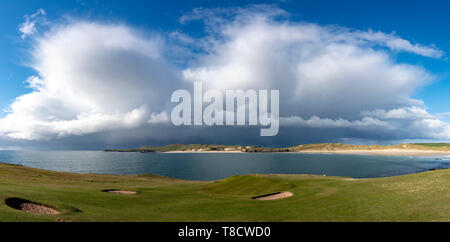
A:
0;150;449;181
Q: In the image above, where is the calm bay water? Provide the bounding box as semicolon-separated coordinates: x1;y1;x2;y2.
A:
0;150;449;181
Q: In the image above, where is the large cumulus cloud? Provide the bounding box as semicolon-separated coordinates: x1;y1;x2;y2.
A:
1;5;450;148
182;7;435;119
181;6;450;141
0;22;179;140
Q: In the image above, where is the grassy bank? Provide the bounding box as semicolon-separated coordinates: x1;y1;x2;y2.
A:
1;163;450;221
106;143;450;153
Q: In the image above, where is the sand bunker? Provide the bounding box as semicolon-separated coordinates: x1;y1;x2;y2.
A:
102;189;137;195
5;197;60;215
252;192;293;200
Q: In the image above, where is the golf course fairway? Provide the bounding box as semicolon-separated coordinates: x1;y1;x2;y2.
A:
0;163;449;222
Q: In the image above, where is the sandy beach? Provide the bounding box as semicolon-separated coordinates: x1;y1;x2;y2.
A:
163;151;244;153
296;149;450;156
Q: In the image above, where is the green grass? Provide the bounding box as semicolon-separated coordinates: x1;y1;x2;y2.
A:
412;143;450;148
1;163;450;221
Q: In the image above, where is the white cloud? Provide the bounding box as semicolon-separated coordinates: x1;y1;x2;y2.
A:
361;106;450;140
179;6;450;143
361;106;435;120
1;22;180;140
281;115;392;129
179;4;288;27
280;105;450;141
182;9;436;120
2;5;450;146
334;30;444;59
19;9;46;39
148;111;170;124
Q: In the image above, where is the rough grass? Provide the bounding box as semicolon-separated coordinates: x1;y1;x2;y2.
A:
1;163;450;221
412;143;450;148
201;175;294;196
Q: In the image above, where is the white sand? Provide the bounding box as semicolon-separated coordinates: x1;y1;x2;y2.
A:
253;192;294;200
163;151;243;153
296;149;450;156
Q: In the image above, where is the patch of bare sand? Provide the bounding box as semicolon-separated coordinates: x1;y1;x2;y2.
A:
5;197;60;215
252;192;293;200
341;178;369;181
102;189;137;194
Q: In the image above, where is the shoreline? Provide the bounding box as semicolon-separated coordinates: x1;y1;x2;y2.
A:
161;149;450;156
106;143;450;156
1;161;446;180
295;149;450;156
163;151;243;153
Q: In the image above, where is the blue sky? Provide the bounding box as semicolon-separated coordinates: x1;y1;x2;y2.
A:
1;0;450;116
1;0;450;148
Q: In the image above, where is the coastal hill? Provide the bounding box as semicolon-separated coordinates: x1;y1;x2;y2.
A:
105;143;450;153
